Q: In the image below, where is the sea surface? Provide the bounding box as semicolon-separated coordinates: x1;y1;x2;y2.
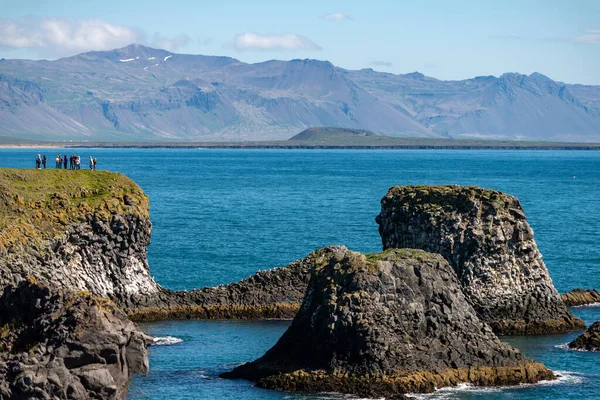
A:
1;148;599;399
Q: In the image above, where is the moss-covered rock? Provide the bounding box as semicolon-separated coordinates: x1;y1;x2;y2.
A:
0;168;160;307
221;246;554;398
376;185;584;335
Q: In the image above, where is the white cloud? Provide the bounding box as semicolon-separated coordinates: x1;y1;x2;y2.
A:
233;33;321;52
575;29;600;44
323;12;352;21
0;18;142;56
151;33;191;51
0;17;192;57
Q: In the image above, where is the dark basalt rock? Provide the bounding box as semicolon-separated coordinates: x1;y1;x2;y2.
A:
0;281;151;400
221;246;554;398
127;254;313;321
375;185;584;335
562;289;600;307
569;321;600;351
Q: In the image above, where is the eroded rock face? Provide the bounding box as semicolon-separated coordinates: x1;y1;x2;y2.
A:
0;282;151;400
569;322;600;351
0;170;161;308
376;185;584;335
562;289;600;307
222;246;554;398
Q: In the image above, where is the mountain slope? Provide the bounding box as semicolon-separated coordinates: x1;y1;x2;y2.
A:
0;44;599;142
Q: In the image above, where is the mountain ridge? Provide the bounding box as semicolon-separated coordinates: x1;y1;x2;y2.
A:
0;44;599;142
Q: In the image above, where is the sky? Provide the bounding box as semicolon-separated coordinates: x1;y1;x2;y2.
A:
1;0;599;84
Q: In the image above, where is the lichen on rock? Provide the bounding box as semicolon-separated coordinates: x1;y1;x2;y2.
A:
0;281;151;400
375;185;584;335
221;246;554;398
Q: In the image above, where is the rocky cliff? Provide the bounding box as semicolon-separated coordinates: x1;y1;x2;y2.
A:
375;185;584;335
222;246;554;398
0;281;150;399
0;169;161;307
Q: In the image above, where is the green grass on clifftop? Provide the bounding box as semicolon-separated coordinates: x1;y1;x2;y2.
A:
0;169;148;252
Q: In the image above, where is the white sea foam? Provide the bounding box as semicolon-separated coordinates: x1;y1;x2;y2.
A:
148;57;156;60
572;302;600;308
152;336;183;346
164;55;172;61
555;343;598;352
406;370;585;399
119;58;135;62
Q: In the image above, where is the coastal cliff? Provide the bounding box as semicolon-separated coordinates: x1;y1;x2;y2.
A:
375;185;584;335
222;246;554;398
0;281;150;399
0;169;161;307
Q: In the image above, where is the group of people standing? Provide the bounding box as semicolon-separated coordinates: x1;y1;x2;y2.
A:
35;154;97;170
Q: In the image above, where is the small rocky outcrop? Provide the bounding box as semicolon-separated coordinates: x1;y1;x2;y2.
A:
0;169;161;308
569;322;600;351
562;289;600;307
376;185;584;335
222;246;554;399
0;281;151;399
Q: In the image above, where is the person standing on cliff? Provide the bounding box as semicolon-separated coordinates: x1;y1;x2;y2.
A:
35;154;41;169
63;154;68;169
42;155;47;169
93;157;97;171
89;156;93;170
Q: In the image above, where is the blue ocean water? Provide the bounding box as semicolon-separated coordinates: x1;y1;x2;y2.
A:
1;148;599;399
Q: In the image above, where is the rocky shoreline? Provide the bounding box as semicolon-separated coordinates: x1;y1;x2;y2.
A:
0;281;150;400
569;322;600;352
0;170;596;399
562;289;600;307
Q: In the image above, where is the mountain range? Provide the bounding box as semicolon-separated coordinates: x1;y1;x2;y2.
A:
0;44;599;142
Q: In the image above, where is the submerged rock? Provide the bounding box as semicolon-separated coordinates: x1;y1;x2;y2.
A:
375;185;584;335
0;281;151;400
562;289;600;307
569;322;600;351
222;246;554;398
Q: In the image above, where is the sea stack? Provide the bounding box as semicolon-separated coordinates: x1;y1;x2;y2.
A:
0;169;161;308
222;246;553;398
376;185;584;335
0;281;150;400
